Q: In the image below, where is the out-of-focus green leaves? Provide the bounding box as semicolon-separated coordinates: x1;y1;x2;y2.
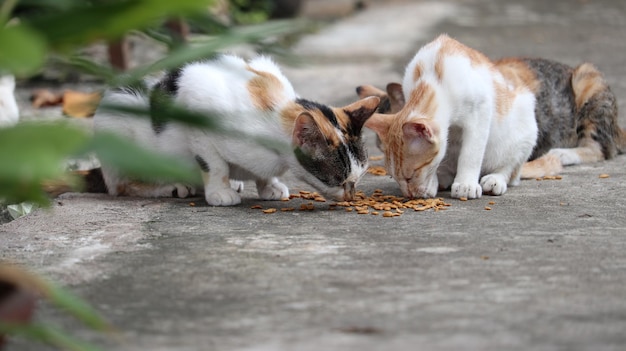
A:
85;132;201;185
46;282;112;332
0;263;112;351
0;123;89;205
25;0;214;50
0;25;46;76
0;323;105;351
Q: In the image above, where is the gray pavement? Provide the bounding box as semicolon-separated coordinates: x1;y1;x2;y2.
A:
3;0;626;350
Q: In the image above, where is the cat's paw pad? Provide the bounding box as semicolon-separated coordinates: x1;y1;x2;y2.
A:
205;188;241;206
547;148;581;166
480;174;507;195
259;181;289;201
172;184;195;198
230;180;244;193
451;182;482;199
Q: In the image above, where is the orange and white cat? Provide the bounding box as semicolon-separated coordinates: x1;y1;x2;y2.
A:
363;34;537;199
94;54;379;206
358;49;624;181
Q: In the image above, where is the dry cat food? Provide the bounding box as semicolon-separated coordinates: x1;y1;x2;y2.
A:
366;166;387;176
536;175;563;181
252;189;450;216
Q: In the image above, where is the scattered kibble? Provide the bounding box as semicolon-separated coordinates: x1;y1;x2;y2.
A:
367;166;387;176
484;206;492;211
599;173;610;179
189;202;196;207
488;201;496;205
244;189;451;217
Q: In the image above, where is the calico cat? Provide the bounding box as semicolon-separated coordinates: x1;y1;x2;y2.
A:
0;75;19;127
357;54;624;180
362;34;538;199
94;54;379;206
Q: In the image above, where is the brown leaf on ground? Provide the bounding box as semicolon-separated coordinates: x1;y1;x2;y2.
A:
62;90;102;118
30;89;63;108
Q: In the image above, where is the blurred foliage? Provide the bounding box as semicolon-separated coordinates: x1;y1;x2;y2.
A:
230;0;273;24
0;0;310;348
0;264;111;351
0;0;308;206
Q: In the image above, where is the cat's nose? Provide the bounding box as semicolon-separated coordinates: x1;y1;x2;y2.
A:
343;181;356;201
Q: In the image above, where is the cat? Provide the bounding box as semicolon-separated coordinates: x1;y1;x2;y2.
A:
357;54;625;180
361;34;538;199
93;54;380;206
0;75;19;127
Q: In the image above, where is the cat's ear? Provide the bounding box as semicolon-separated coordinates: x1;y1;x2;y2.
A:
364;112;392;137
386;83;405;113
402;121;437;144
342;96;381;134
293;111;325;151
355;84;385;99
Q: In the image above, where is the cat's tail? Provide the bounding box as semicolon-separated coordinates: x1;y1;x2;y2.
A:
571;62;626;157
520;154;563;179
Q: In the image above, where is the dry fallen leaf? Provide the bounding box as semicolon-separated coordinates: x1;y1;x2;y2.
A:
30;89;63;108
62;90;102;118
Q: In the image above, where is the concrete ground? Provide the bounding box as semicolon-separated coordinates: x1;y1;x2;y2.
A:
2;0;626;350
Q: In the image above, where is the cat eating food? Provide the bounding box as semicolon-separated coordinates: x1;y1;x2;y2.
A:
361;34;538;199
94;54;379;206
357;41;624;183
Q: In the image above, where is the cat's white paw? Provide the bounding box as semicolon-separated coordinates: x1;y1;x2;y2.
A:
258;181;289;201
480;174;507;195
547;148;581;166
205;188;242;206
230;180;244;193
173;183;195;198
451;182;482;199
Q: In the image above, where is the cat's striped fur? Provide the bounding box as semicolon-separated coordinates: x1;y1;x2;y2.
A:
94;54;379;206
357;51;624;180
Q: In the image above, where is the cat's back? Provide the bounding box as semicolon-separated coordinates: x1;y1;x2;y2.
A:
404;34;492;88
175;55;296;114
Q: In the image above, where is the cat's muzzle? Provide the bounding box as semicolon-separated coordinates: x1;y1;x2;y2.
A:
343;181;356;201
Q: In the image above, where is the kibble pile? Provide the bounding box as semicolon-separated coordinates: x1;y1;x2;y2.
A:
251;189;451;217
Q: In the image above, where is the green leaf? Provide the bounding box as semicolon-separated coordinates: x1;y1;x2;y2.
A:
85;132;201;184
0;123;89;205
0;25;47;76
0;322;105;351
45;283;111;332
113;19;308;86
26;0;214;50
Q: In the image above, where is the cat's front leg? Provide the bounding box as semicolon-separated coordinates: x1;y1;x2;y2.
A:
479;174;507;196
451;132;489;199
256;177;289;201
196;154;242;206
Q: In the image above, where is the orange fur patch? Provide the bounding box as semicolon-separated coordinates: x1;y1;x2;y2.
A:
520;154;562;179
407;82;437;117
280;102;341;147
572;63;607;110
246;66;284;111
493;59;538;119
413;62;424;82
495;58;540;93
434;34;490;81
